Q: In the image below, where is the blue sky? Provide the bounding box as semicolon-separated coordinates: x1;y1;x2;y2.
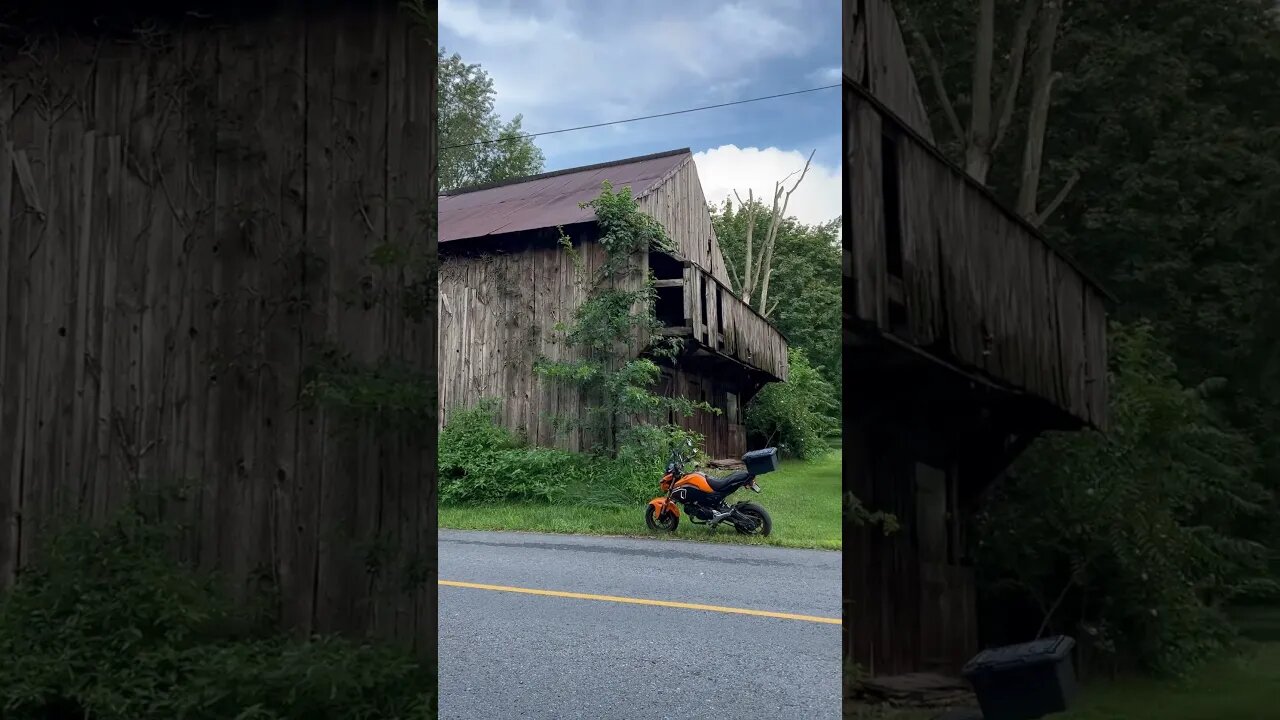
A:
439;0;842;225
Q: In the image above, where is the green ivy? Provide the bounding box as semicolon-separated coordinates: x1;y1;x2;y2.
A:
0;513;435;720
535;184;716;456
300;345;436;437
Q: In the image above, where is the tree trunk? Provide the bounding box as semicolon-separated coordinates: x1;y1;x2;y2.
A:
992;0;1042;154
965;0;996;183
1017;0;1063;218
758;151;813;318
733;190;759;303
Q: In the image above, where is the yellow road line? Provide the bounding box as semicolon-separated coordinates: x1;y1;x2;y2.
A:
438;579;842;625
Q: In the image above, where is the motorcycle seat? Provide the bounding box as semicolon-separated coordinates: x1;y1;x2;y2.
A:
707;470;750;492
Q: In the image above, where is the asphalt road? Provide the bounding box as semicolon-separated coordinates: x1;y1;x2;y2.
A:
439;529;841;720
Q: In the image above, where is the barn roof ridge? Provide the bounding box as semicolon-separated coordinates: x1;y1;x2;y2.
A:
441;147;692;197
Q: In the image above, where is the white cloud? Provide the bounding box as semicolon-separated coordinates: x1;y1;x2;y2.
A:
693;145;841;226
807;66;842;85
439;0;816;138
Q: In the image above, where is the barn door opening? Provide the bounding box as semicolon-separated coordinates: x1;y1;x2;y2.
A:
917;461;977;673
658;369;676;424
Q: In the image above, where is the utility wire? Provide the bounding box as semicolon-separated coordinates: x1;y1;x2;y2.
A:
440;84;840;151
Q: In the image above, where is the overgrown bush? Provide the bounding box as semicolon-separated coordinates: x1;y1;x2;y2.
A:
535;185;716;456
438;400;705;507
0;513;434;720
975;321;1277;676
745;348;837;460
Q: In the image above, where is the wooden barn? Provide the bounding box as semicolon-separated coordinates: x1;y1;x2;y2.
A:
437;149;788;458
844;0;1112;676
0;0;437;651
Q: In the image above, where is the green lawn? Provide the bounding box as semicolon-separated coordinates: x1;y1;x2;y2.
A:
1057;641;1280;720
439;451;842;550
848;636;1280;720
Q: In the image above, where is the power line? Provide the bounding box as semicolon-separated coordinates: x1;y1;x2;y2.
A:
441;84;840;151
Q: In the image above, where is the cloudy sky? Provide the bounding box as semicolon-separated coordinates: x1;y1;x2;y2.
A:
439;0;842;226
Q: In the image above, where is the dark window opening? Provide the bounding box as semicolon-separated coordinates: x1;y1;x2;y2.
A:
889;298;908;336
655;286;683;327
700;276;708;329
880;132;904;278
650;250;683;280
659;370;677;423
715;285;724;334
946;466;962;566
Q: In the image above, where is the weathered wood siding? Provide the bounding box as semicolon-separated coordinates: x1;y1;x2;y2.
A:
845;430;978;676
846;86;1108;429
438;232;761;458
679;264;788;382
636;156;733;287
845;0;935;144
0;3;437;650
658;366;747;459
438;234;607;453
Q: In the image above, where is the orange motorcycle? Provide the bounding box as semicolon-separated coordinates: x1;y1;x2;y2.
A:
645;440;778;536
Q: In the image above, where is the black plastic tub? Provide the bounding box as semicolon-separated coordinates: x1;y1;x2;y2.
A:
741;447;780;475
961;636;1077;720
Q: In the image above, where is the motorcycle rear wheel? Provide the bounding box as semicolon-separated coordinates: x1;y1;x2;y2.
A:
733;502;772;536
645;504;679;532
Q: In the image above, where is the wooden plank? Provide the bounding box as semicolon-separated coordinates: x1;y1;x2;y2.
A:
69;128;95;511
704;272;718;352
863;0;935;144
181;29;219;570
248;10;308;635
1084;290;1108;429
299;5;339;635
852;97;887;331
22;69;53;560
0;85;19;589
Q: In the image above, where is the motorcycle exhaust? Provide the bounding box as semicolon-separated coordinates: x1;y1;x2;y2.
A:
705;509;736;527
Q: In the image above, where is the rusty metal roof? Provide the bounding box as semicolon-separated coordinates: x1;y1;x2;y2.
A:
439;148;691;243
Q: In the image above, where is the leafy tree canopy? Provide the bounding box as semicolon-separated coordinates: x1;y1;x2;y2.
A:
438;47;544;192
711;199;842;395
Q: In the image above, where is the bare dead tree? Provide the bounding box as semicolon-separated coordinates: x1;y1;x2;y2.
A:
1016;0;1068;222
729;149;815;319
903;0;1077;227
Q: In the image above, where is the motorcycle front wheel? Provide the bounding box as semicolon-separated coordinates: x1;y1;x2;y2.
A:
645;504;679;532
733;502;772;536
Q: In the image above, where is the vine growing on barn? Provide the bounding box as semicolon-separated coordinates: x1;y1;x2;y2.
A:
535;182;718;455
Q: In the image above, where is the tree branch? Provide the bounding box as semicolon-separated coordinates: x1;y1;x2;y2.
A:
909;25;965;142
725;247;742;292
758;149;814;315
734;188;759;301
991;0;1041;154
1032;170;1080;227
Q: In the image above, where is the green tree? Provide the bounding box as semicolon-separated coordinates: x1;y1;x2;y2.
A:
744;348;836;459
976;322;1276;675
900;0;1280;614
438;48;544;191
712;199;842;395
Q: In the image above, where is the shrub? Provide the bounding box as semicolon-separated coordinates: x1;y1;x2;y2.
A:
975;321;1276;676
438;401;705;507
745;348;837;460
439;401;572;504
0;513;434;720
